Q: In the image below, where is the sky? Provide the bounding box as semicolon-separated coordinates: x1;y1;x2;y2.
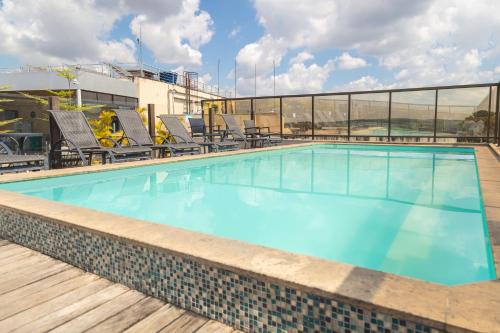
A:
0;0;499;97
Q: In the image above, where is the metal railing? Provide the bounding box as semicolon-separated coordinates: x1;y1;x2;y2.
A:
0;63;230;98
202;82;500;144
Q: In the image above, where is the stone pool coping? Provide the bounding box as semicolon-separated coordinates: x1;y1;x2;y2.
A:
0;142;499;333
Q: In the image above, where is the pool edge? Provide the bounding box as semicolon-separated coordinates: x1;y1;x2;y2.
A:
0;142;499;333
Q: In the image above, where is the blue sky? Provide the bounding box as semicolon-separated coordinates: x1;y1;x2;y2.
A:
0;0;499;97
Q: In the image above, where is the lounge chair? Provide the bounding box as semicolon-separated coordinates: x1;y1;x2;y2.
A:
0;141;45;174
157;115;202;156
159;115;240;155
114;109;170;158
48;110;152;168
220;114;269;148
188;117;240;152
243;119;282;146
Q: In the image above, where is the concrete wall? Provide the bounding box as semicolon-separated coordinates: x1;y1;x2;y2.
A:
135;77;221;115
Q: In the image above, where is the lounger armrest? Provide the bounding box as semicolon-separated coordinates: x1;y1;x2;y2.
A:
152;135;168;144
0;136;20;154
0;141;13;155
117;136;142;147
169;134;190;144
98;137;121;147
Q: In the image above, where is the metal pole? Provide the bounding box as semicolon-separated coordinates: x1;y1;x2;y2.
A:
273;60;276;97
251;98;254;121
388;91;392;141
254;64;257;97
279;97;283;139
433;89;439;143
487;85;492;141
147;104;156;138
347;94;351;141
234;60;237;98
311;96;315;140
495;83;500;145
217;59;220;97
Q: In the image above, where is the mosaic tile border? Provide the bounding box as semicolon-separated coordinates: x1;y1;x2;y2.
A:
0;208;443;333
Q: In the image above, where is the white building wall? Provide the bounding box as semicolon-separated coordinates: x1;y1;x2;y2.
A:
135;77;220;115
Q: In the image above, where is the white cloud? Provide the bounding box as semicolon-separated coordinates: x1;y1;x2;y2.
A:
0;0;135;65
235;56;335;96
235;34;288;78
129;0;213;66
229;26;241;38
247;0;500;89
290;52;314;64
495;66;500;74
335;76;387;92
334;52;368;70
0;0;213;67
200;73;212;83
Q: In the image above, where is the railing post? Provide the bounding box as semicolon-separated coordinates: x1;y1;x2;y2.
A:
487;86;492;141
147;104;156;138
311;95;315;140
251;98;254;121
279;97;283;139
388;92;392;142
48;96;62;147
347;94;351;141
495;83;500;146
433;89;439;143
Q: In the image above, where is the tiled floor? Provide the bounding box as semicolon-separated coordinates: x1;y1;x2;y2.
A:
0;240;239;333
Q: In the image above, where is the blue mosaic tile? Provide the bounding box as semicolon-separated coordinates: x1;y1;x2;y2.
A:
0;208;443;333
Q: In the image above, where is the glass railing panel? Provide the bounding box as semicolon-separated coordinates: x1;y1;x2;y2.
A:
350;93;389;137
436;87;490;138
282;97;312;137
314;95;348;137
391;90;435;137
254;98;281;134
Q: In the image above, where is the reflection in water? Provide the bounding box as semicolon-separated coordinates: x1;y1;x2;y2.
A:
2;145;495;285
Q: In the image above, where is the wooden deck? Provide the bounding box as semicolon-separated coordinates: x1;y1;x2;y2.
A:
0;240;239;333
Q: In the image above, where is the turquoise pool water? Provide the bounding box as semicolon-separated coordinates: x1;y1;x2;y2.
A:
1;144;495;285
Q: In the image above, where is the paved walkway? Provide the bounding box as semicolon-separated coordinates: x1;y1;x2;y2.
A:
0;240;239;333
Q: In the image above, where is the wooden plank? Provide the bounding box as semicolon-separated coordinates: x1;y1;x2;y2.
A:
0;245;30;260
85;296;164;333
0;252;37;271
50;290;146;333
0;262;70;295
0;268;83;313
0;277;111;332
158;312;208;333
11;284;129;333
0;272;99;320
0;254;54;276
123;305;184;333
196;320;236;333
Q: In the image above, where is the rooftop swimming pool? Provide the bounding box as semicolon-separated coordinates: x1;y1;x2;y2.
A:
0;144;495;285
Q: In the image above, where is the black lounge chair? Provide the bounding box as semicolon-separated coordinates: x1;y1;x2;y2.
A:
157;115;203;156
243;119;282;146
0;141;45;174
220;114;269;148
48;110;152;168
188;117;240;152
114;109;170;158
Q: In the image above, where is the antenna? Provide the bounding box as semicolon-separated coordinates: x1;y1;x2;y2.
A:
139;23;144;77
254;64;257;97
273;59;276;96
217;58;220;96
234;59;237;98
